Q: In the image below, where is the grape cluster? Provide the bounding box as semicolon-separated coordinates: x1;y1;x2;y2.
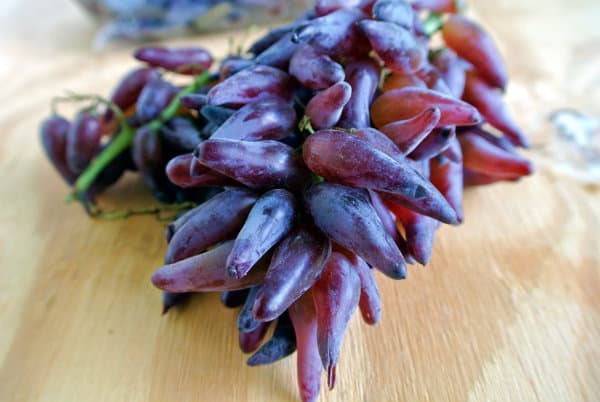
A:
40;0;533;401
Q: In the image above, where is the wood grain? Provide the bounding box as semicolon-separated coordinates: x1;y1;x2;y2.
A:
1;0;599;401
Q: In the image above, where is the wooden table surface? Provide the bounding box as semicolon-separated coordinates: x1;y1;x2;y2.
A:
1;1;599;401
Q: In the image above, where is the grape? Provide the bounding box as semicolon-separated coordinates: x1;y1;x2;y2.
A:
135;76;178;123
247;313;297;366
152;241;267;293
383;73;427;92
463;168;520;186
134;46;212;75
254;33;299;70
358;20;424;74
386;201;437;265
161;117;202;151
372;0;413;29
371;87;482;128
304;82;352;129
464;126;516;153
312;252;360;388
165;189;258;263
289;44;345;90
338;59;380;129
288;291;321;402
462;71;530;147
39;114;77;184
227;189;297;278
220;289;250;308
459;130;534;178
430;152;464;222
409;126;456;160
292;9;370;58
210;101;296;141
219;57;255;80
253;225;332;322
430;48;468;99
166;153;238;188
238;286;263;333
66;113;102;174
303;130;458;223
379;107;441;154
367;190;404;249
207;65;295;107
442;14;508;89
179;93;208;110
161;292;190;315
305;183;407;279
314;0;364;16
347;254;381;325
249;25;295;55
105;67;159;121
239;321;271;354
194;139;312;191
199;104;235;126
352;127;406;162
165;205;205;243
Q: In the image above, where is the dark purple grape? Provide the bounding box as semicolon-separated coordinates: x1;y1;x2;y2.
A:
39;114;77;184
135;76;178;123
220;289;250;308
338;59;380;129
247;313;296;366
289;44;345;90
66;113;102;174
134;46;212;75
305;82;352;129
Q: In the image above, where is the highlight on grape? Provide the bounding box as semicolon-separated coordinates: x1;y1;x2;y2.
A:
40;0;533;400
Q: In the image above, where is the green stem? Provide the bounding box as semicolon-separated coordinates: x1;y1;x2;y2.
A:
423;13;444;37
68;71;211;201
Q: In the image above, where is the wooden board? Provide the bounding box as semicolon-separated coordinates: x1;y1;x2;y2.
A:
1;0;599;401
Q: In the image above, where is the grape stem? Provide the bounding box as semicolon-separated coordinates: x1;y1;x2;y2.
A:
89;202;197;221
67;71;211;203
423;13;444;37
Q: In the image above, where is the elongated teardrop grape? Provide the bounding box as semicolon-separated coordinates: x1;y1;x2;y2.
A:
219;57;254;80
288;291;322;402
292;8;370;58
379;107;441;154
200;104;235;126
338;59;380;129
239;321;271;354
135;76;178;123
179;93;208;110
165;205;205;243
165;189;258;264
305;82;352;129
348;254;381;325
416;63;454;95
238;286;263;333
383;73;427;92
305;182;407;279
207;65;295;107
430;48;468;99
40;114;77;184
312;252;361;389
303;130;458;223
368;190;403;247
161;291;189;315
161;117;202;151
66;113;102;174
166;153;238;188
442;14;507;89
463;168;521;187
387;202;437;265
371;87;481;128
152;241;267;293
459;131;534;178
227;189;297;279
464;126;516;153
372;0;413;29
289;44;345;90
441;135;462;163
411;0;464;13
462;71;530;147
254;32;299;70
352;127;405;162
194;139;312;191
358;20;424;74
409;126;456;160
253;225;332;322
134;46;212;75
105;67;159;121
249;25;295;55
247;313;297;366
430;152;464;222
210;101;296;141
